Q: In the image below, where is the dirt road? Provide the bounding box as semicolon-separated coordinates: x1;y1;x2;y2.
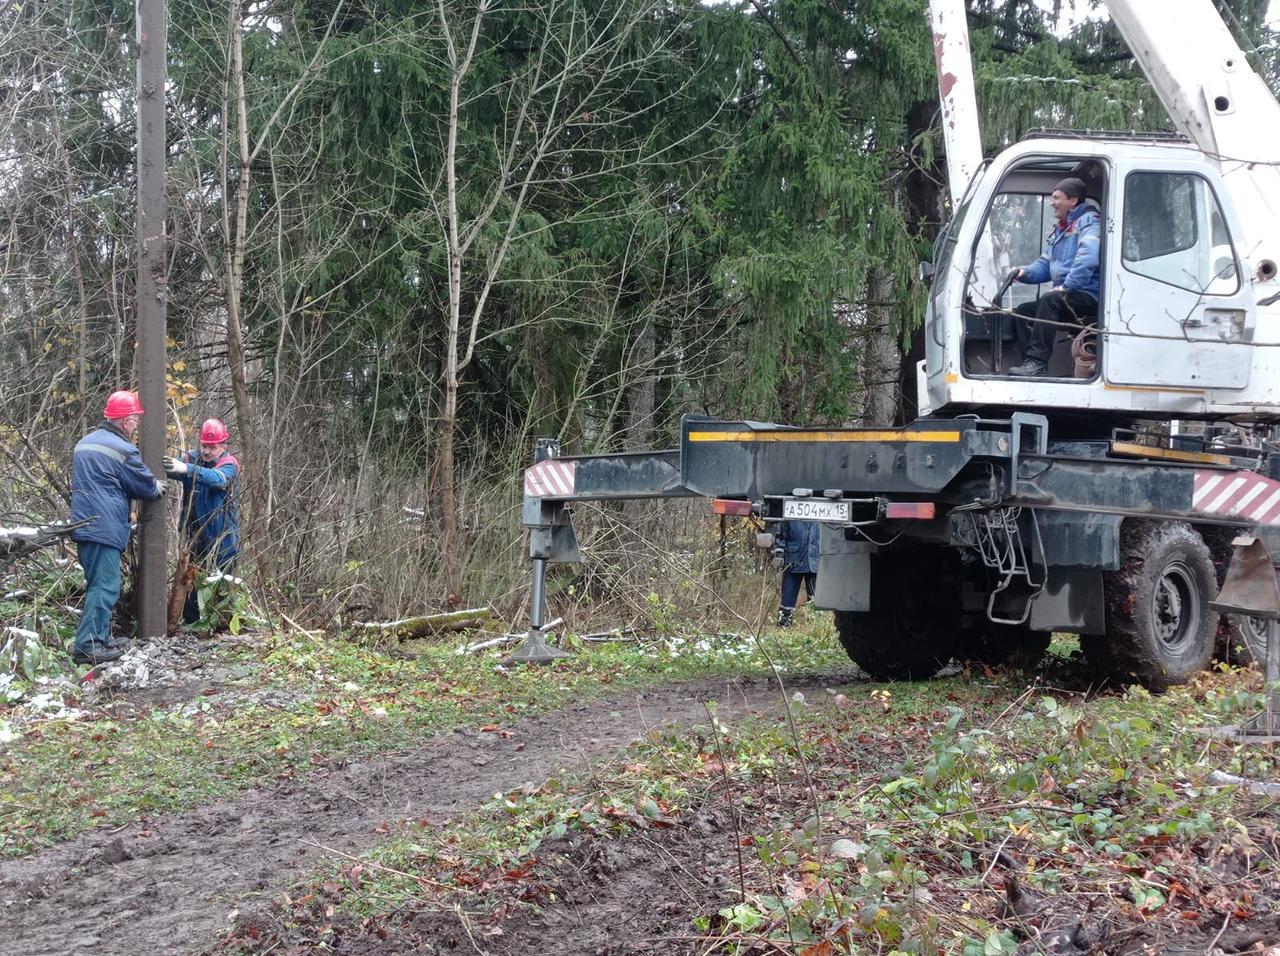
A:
0;674;826;956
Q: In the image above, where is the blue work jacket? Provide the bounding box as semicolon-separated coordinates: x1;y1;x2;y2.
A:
69;423;162;552
778;520;819;574
1018;200;1102;302
177;451;241;567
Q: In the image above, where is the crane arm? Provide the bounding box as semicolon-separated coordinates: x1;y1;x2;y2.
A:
1101;1;1280;278
927;0;983;207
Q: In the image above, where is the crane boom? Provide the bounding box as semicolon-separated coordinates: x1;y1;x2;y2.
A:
927;0;983;206
1107;0;1280;280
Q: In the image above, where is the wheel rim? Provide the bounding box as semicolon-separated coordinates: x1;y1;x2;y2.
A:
900;606;937;640
1150;560;1200;652
1240;614;1269;658
1242;615;1268;643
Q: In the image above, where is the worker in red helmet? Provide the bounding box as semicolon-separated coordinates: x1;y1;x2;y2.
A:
68;391;168;665
164;418;241;624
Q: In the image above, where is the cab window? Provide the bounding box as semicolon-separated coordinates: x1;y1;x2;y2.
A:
973;192;1052;310
1122;172;1240;295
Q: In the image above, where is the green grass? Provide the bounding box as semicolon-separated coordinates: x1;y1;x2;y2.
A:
0;613;848;857
217;662;1279;955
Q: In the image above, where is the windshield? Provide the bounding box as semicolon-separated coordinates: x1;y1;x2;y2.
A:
932;163;988;303
929;162;989;340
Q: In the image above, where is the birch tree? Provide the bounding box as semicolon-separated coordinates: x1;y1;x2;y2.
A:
217;0;347;505
407;0;699;596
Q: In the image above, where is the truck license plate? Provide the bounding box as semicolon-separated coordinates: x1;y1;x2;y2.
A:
782;498;851;522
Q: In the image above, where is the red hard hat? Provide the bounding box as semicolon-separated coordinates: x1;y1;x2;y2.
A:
200;418;230;444
103;391;144;420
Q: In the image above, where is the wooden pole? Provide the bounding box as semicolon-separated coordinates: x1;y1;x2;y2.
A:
136;0;168;639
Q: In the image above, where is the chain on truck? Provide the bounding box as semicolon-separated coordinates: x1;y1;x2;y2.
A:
511;0;1280;692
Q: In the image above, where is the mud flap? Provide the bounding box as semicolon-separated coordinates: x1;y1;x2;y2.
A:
813;527;873;612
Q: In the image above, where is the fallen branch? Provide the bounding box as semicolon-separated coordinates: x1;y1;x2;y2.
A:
0;517;91;568
280;613;323;637
299;839;474;894
354;607;496;639
464;615;571;654
1206;769;1280;797
579;626;641;643
462;633;522;653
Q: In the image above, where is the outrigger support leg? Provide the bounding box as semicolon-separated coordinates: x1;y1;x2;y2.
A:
505;439;578;665
507;435;691;664
1236;619;1280;738
503;555;570;664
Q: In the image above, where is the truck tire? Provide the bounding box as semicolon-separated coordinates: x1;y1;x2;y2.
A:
1222;613;1271;666
833;552;957;680
1199;526;1266;664
1085;521;1216;691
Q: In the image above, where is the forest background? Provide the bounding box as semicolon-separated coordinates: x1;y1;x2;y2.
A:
2;0;1277;627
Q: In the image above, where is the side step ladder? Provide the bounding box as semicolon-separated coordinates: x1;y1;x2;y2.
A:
954;506;1047;626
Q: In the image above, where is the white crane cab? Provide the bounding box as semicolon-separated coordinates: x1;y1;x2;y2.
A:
922;132;1280;424
922;0;1280;428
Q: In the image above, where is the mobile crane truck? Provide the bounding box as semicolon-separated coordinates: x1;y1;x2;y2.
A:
513;0;1280;689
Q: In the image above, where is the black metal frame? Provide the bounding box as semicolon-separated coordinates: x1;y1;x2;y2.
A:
510;413;1269;657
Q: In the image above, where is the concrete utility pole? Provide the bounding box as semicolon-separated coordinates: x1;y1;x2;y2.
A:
136;0;168;639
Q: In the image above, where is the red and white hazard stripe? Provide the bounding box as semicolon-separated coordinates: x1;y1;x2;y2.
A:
524;459;576;498
1193;470;1280;525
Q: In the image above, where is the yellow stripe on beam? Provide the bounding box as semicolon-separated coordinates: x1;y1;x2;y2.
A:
687;430;962;443
1110;441;1232;466
1103;382;1205;396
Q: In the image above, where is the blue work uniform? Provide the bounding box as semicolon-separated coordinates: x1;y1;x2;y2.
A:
777;520;820;622
175;450;241;624
69;423;162;652
1017;199;1102;301
1012;200;1104;365
176;451;241;567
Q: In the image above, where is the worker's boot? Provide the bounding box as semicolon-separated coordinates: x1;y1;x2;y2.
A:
1008;357;1048;377
71;641;124;666
777;608;794;628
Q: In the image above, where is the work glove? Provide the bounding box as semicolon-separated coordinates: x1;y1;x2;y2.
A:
154;480;170;498
1007;267;1023;283
163;456;188;476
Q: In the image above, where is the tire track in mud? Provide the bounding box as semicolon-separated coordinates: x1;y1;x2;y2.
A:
0;672;854;956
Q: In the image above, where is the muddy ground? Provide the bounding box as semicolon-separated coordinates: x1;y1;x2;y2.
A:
246;816;1280;956
0;671;837;956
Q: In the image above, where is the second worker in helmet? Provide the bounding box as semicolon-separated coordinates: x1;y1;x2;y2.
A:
163;418;242;625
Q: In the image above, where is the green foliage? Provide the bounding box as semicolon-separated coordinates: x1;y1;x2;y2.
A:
9;0;1279;454
699;0;935;419
188;573;264;639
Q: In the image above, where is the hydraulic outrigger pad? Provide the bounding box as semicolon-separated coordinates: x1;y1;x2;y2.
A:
503;624;571;665
504;556;571;665
1211;537;1280;619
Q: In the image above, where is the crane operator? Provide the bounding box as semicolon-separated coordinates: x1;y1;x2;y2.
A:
1006;177;1102;377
